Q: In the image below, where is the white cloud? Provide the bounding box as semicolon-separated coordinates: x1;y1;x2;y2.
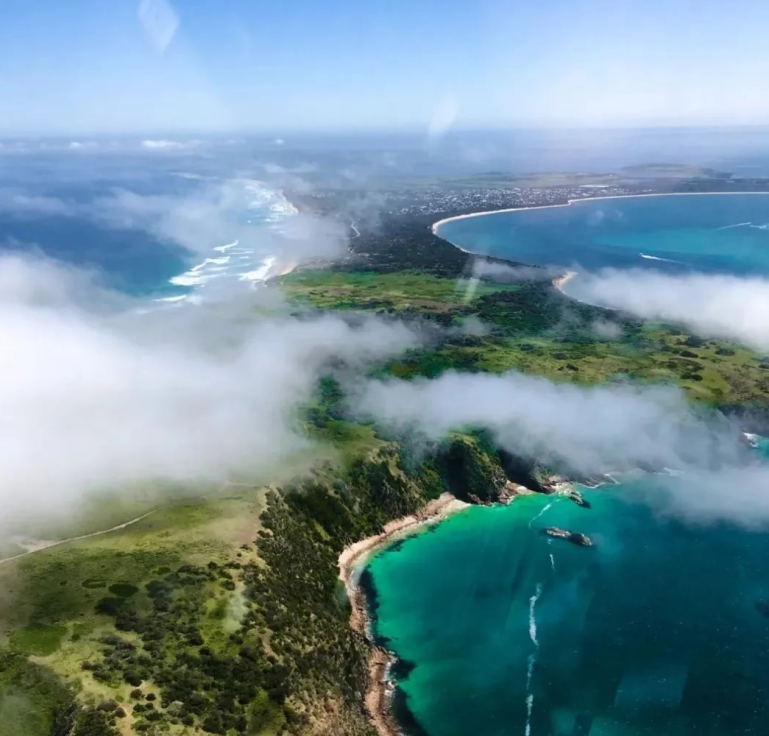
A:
141;139;199;151
0;181;349;265
359;370;743;476
0;254;416;532
568;269;769;350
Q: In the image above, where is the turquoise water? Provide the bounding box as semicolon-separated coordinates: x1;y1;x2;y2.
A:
390;195;769;735
436;194;769;278
367;473;769;736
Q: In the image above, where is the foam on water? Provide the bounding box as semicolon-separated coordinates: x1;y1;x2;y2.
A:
528;583;542;647
528;501;553;529
166;181;296;302
240;256;277;282
717;222;752;230
639;252;684;263
525;584;543;736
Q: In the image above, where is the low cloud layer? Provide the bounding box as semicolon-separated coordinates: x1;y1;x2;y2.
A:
568;269;769;350
0;255;415;532
644;467;769;528
472;259;558;283
359;370;744;476
0;180;348;265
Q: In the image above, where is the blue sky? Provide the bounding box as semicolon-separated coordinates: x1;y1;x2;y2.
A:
3;0;769;134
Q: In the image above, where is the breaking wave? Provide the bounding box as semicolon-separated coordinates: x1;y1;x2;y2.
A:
639;253;684;264
163;180;297;305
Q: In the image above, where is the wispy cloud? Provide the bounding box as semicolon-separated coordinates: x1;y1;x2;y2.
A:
359;370;745;476
0;181;350;263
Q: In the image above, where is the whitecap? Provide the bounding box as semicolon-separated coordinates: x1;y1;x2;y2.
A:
639;253;684;264
239;256;277;282
190;256;230;273
528;502;553;529
717;222;752;230
528;583;542;647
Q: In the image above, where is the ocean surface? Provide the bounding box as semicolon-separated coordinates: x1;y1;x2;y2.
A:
367;453;769;736
435;194;769;287
0;176;296;303
374;195;769;735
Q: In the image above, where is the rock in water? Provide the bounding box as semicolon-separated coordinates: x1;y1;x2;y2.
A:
541;526;594;547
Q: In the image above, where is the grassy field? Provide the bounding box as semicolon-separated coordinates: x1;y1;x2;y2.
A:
284;268;769;406
0;486;280;735
280;269;519;313
383;328;769;404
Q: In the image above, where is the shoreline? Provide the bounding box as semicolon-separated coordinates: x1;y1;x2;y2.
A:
338;493;470;736
430;190;769;233
432;190;769;304
552;269;578;294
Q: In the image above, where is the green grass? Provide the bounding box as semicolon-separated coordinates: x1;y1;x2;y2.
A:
8;624;67;657
0;689;50;736
0;651;75;736
281;269;519;313
382;329;769;404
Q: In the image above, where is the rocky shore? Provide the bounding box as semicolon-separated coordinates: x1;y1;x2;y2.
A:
338;493;469;736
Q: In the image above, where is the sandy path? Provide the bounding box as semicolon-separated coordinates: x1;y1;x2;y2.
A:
0;480;257;566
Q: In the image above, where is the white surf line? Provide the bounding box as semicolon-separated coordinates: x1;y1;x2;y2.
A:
717;222;752;230
214;239;239;253
528;501;554;529
0;510;159;566
432;192;769;235
525;583;543;736
639;253;684;264
528;584;542;648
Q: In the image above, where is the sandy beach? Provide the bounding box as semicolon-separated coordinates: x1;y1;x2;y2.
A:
432;191;769;302
338;492;469;736
430;190;769;234
552;269;578;293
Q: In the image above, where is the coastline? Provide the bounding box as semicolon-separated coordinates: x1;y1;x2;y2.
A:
432;190;769;303
430;190;769;234
552;269;578;294
338;493;469;736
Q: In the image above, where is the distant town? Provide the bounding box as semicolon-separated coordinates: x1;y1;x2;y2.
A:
295;166;769;219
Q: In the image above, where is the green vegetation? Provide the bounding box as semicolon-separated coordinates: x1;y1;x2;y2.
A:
0;430;509;735
285;265;769;406
3;209;769;735
281;269;519;314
